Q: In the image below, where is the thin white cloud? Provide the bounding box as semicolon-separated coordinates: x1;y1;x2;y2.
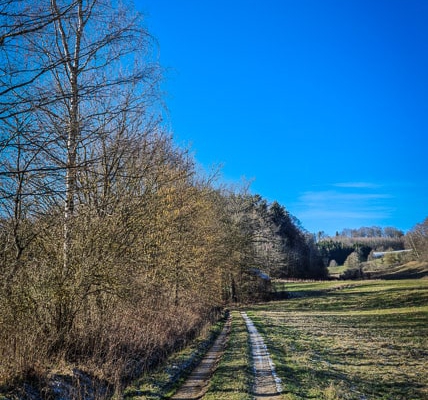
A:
292;183;396;233
300;191;391;203
298;208;394;221
333;182;380;189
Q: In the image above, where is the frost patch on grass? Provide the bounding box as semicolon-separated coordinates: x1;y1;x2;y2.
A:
241;312;282;396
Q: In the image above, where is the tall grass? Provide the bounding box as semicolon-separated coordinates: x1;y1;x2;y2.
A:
124;313;227;399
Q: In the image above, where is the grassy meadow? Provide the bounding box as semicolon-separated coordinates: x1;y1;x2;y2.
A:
248;279;428;399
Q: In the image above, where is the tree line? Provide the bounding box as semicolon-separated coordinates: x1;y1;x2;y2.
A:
335;226;404;239
0;1;323;394
317;220;428;269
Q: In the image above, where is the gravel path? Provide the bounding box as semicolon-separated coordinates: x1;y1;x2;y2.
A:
170;316;231;399
241;312;283;400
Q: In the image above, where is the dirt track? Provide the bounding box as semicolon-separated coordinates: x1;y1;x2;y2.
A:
170;312;282;399
241;312;283;399
170;316;231;399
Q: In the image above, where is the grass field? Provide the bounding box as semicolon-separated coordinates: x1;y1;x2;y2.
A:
248;279;428;399
327;260;428;280
327;264;348;279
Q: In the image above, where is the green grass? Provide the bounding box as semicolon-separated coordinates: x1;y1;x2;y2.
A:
126;310;253;400
363;260;428;279
326;259;428;280
327;264;348;278
204;310;253;399
248;279;428;399
274;280;356;292
125;280;427;399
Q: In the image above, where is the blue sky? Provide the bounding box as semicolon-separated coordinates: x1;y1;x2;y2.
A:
140;0;428;235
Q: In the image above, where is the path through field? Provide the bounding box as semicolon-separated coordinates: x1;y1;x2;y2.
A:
171;312;282;399
241;312;283;400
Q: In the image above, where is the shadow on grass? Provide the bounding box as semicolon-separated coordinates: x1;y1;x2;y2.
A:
248;280;428;400
275;360;427;399
258;283;428;313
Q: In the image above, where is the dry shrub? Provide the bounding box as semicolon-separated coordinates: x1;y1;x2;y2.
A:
63;298;211;391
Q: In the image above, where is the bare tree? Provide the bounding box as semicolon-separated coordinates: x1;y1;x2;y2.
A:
0;0;78;120
1;0;162;357
406;217;428;260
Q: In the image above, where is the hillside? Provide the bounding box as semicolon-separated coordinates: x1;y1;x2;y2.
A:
329;260;428;280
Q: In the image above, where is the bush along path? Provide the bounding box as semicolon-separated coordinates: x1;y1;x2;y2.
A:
241;312;283;400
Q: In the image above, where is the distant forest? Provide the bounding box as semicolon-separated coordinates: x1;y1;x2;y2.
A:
317;221;428;271
317;226;406;266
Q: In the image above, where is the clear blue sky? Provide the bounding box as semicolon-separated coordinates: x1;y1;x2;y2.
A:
139;0;428;235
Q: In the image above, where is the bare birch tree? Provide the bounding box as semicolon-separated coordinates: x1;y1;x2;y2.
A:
1;0;162;357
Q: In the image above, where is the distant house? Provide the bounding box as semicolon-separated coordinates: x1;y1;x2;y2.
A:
248;268;272;300
372;249;413;259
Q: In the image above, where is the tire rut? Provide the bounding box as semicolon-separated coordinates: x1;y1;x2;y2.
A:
170;315;231;399
170;312;282;400
241;312;283;400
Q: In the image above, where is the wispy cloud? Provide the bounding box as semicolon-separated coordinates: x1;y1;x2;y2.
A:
292;182;396;233
298;207;394;221
299;191;391;204
333;182;380;189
